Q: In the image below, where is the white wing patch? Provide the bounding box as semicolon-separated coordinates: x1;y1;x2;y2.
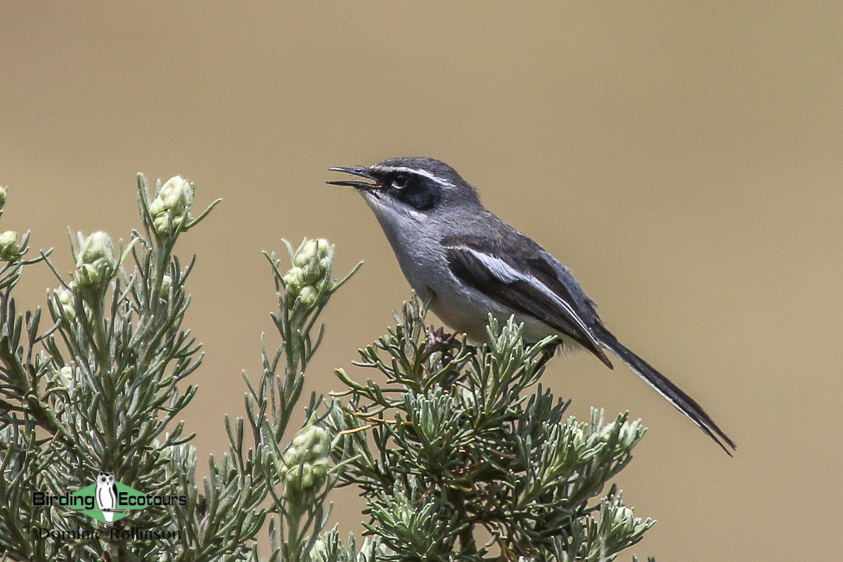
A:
462;247;520;283
453;246;596;338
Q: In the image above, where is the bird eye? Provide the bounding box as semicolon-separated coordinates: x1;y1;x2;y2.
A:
392;174;409;189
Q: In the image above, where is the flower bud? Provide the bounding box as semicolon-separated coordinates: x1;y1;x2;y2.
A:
152;215;170;235
282;239;338;310
282;459;329;496
53;286;76;321
74;231;117;289
281;421;332;497
300;263;322;285
56;365;74;386
297;285;318;308
282;267;304;289
147;197;164;218
293;239;319;268
0;230;21;261
158;175;194;214
0;186;6;211
611;504;636;535
311;458;329;479
293;239;334;285
282;445;299;467
298;463;314;488
149;176;194;236
291;423;331;461
315;238;332;255
78;231;114;265
160;274;172;299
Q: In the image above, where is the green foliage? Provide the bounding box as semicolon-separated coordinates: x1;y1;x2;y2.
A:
0;176;359;561
327;299;654;561
1;174;219;561
178;237;358;562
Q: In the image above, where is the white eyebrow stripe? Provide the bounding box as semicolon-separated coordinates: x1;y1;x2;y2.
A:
371;165;456;188
455;245;594;336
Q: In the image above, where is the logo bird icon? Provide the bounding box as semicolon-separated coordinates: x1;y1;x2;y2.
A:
95;471;117;525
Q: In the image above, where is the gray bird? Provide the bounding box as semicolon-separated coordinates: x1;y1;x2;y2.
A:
329;157;735;454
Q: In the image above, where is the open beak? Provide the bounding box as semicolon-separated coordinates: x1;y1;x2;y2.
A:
327;167;382;191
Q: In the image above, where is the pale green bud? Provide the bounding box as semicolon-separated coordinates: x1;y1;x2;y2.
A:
292;423;331;461
282;445;300;467
282;463;306;496
152;214;171;235
283;239;337;310
293;239;320;267
300;263;322;285
156;216;184;235
46;364;74;395
611;504;636;534
160;274;172;299
157;175;194;216
78;231;114;266
315;240;334;278
147;197;164;217
297;285;318;308
0;230;21;261
292;239;334;282
282;267;304;289
74;231;116;288
311;458;329;479
151;211;186;236
53;286;76;321
56;287;72;306
309;431;331;458
149;176;194;236
54;365;75;388
292;431;308;448
281;422;332;497
315;238;333;256
282;459;329;496
298;463;314;488
0;186;6;210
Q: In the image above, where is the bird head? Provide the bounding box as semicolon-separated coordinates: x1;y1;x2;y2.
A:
328;157;481;220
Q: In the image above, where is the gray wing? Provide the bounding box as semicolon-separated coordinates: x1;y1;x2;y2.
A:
442;236;612;368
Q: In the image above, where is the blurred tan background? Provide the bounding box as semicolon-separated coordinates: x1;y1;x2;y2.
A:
2;2;842;559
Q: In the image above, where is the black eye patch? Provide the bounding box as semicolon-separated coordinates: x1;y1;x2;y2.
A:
390;174;440;211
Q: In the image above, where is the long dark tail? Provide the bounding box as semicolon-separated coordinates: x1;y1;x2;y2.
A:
591;324;736;455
